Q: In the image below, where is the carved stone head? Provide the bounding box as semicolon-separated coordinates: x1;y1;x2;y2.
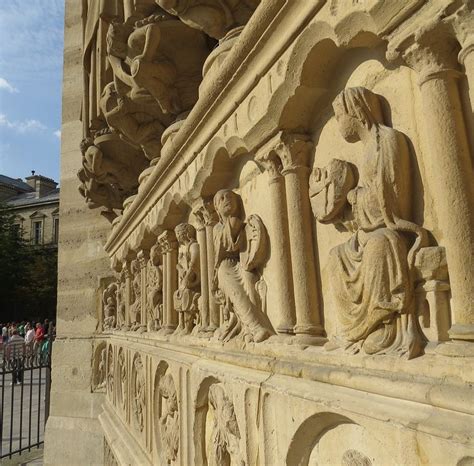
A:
332;87;384;143
175;223;197;244
214;189;243;221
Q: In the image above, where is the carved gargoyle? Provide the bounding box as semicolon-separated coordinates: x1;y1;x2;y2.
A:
310;87;428;359
212;189;273;343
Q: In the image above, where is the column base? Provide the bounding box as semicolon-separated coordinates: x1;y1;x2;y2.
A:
435;340;474;357
448;324;474;342
158;326;177;336
276;325;296;335
291;334;327;347
293;324;325;336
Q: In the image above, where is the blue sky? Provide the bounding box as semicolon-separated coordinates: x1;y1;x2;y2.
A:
0;0;64;183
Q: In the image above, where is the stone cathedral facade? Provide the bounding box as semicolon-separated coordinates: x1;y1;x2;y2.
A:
44;1;474;464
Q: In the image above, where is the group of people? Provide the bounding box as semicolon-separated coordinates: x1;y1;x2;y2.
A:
1;320;55;385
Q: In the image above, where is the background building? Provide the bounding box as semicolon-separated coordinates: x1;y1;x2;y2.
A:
0;172;60;246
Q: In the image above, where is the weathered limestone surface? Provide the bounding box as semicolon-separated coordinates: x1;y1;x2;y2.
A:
45;0;474;464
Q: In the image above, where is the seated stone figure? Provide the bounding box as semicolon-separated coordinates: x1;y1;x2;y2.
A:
310;87;427;359
212;189;273;343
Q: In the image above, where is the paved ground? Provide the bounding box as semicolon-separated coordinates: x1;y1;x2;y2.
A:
0;362;48;463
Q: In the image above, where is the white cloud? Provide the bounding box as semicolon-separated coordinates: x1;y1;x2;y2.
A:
0;77;18;93
0;113;47;133
54;129;61;139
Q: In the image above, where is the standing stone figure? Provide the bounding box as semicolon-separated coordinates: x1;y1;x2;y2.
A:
212;189;273;343
130;259;142;331
147;244;163;331
102;282;118;330
173;223;201;335
310;87;427;359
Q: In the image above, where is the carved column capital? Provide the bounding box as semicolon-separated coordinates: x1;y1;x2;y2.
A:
158;230;178;253
387;21;463;84
194;199;218;228
259;132;313;175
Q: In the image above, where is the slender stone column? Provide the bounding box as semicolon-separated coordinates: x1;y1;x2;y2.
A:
202;201;219;331
272;133;324;337
137;250;149;330
390;33;474;342
124;261;132;330
158;237;168;329
193;207;209;331
256;150;296;334
158;230;179;333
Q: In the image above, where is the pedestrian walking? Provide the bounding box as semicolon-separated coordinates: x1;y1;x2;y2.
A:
6;329;25;385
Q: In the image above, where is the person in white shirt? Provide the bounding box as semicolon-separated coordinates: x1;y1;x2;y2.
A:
25;323;35;356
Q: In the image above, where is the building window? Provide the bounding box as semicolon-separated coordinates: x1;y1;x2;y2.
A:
53;217;59;243
33;220;43;245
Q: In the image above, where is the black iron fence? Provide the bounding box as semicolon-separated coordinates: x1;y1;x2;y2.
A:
0;338;52;459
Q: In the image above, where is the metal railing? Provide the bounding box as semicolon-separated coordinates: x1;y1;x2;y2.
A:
0;339;52;459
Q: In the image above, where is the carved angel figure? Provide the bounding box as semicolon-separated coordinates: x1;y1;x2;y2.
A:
173;223;201;335
159;374;179;463
207;384;243;466
102;282;118;330
147;244;163;331
311;87;427;359
212;189;273;343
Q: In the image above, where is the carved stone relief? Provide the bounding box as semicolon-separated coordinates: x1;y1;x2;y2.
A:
212;189;273;343
116;266;128;330
147;242;164;331
310;87;433;359
103;282;118;330
106;346;115;404
129;259;143;331
206;383;243;466
117;349;128;413
131;354;146;432
174;223;201;335
92;343;107;391
157;372;180;463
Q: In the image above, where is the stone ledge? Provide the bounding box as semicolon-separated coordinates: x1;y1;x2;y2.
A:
100;332;473;420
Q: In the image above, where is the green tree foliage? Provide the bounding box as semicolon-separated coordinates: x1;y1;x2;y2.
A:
0;202;57;321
